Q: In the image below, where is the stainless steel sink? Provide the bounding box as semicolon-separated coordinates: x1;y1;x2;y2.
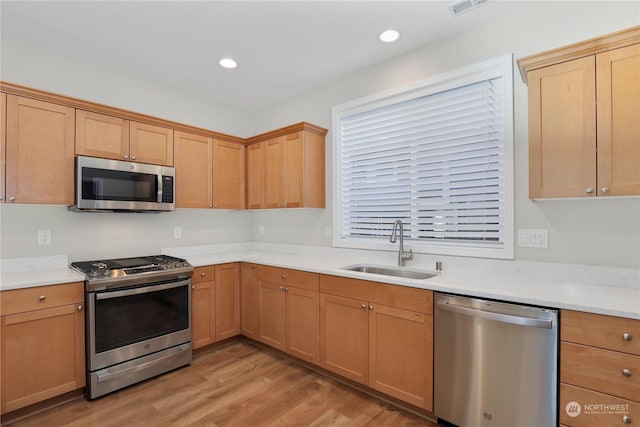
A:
340;264;437;280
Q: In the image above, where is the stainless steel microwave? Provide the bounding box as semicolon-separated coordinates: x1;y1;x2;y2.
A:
71;156;175;212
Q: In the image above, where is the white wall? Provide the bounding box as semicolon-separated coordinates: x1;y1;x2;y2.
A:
1;1;639;269
0;34;256;261
0;33;255;137
250;1;640;269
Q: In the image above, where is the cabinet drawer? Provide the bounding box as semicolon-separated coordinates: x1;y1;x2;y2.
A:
256;265;319;291
562;310;640;355
560;383;639;427
1;282;84;316
561;342;640;402
319;274;433;314
192;266;215;284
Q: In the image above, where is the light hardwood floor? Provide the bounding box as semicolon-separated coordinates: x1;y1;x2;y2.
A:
3;341;438;426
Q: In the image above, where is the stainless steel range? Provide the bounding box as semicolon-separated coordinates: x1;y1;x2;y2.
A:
71;255;193;399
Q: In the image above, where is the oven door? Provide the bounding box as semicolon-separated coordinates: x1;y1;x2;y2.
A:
87;278;191;371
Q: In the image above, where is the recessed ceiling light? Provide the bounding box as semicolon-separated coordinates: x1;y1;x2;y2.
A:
378;29;400;43
219;58;238;69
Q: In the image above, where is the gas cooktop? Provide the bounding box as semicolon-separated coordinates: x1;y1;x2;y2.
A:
71;255;193;289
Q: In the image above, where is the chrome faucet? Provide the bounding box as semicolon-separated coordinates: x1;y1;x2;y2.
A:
390;219;413;267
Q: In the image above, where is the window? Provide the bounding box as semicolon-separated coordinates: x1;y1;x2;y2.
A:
333;55;514;259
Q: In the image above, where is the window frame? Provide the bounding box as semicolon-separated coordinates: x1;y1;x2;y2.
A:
332;54;514;259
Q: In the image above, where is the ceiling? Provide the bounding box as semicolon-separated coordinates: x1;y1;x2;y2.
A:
1;1;519;111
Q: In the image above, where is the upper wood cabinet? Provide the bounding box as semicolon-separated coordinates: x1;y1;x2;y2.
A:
246;123;327;209
76;110;174;166
246;142;265;209
4;95;75;205
212;140;245;209
1;93;6;203
174;131;213;208
174;131;245;209
519;26;640;198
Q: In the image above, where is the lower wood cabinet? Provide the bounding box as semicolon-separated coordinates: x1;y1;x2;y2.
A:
256;265;320;364
560;309;640;426
191;263;240;349
0;282;85;414
240;263;259;340
319;274;434;411
191;265;216;349
214;263;241;341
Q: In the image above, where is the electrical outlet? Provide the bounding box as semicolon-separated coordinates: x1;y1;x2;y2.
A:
38;229;52;246
173;227;182;239
518;229;548;248
325;225;332;239
258;225;264;236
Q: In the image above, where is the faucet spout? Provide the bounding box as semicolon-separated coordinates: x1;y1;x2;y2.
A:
390;220;413;267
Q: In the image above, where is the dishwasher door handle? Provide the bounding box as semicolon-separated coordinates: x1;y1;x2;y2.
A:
436;301;553;329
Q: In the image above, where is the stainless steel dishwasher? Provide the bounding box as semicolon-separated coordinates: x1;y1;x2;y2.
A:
434;292;558;427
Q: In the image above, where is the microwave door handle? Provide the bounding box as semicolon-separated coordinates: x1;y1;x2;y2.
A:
157;174;163;203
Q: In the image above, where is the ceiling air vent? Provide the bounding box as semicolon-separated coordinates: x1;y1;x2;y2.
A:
449;0;494;16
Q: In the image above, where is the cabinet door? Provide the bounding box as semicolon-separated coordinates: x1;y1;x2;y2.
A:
560;383;640;427
241;263;259;340
264;137;284;208
319;293;368;385
369;304;433;410
257;279;286;350
75;110;129;160
283;131;304;208
191;266;215;349
1;303;84;414
174;131;213;208
213;140;245;209
285;286;319;363
246;142;265;209
129;121;174;166
215;263;241;341
1;93;5;203
596;43;640;196
5;95;75;204
528;56;596;198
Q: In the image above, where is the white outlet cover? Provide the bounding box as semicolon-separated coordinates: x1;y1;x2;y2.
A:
173;227;182;239
258;225;265;235
37;229;52;246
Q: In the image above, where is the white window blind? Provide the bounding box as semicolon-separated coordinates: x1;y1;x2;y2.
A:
333;55;514;259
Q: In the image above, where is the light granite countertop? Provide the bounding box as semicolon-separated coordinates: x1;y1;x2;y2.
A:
2;244;639;320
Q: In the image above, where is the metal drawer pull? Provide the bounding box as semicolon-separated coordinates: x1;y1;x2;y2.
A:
623;415;631;424
39;295;46;301
200;272;206;276
623;369;632;377
361;303;366;309
623;333;633;342
77;305;83;311
281;274;287;279
279;286;284;291
585;187;594;194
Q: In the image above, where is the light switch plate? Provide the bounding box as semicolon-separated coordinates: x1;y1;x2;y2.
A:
173;227;182;239
518;229;548;248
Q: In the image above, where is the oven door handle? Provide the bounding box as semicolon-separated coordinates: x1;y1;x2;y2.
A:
95;280;188;300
